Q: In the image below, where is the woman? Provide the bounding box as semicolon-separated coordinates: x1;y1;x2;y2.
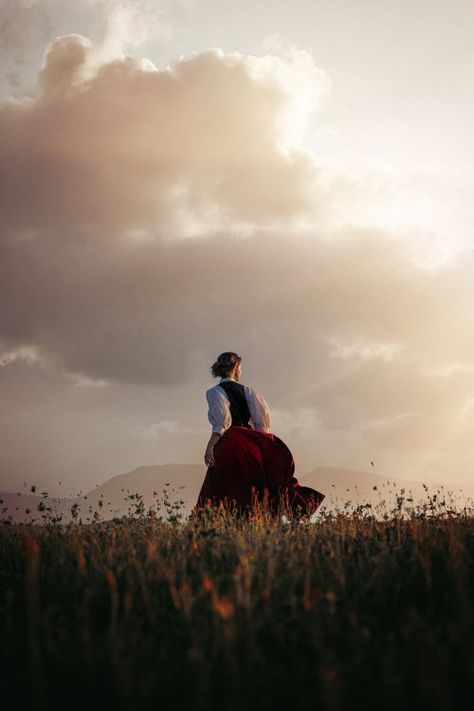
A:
195;352;325;518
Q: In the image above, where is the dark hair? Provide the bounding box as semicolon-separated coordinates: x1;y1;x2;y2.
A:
210;352;242;378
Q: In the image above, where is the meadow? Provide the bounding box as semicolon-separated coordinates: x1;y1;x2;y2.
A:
0;493;473;711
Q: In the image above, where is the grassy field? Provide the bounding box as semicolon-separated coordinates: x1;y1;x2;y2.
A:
0;496;473;711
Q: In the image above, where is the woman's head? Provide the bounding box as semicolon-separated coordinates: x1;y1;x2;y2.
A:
210;352;242;379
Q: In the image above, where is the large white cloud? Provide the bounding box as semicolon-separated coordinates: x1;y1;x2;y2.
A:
1;33;330;235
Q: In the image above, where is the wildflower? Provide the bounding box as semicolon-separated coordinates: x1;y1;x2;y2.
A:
105;569;117;588
146;539;157;560
25;535;40;556
202;576;213;592
76;549;86;571
214;596;235;619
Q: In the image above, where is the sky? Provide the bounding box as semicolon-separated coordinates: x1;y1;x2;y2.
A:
1;0;473;496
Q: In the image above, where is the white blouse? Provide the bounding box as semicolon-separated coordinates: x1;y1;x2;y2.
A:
206;377;271;435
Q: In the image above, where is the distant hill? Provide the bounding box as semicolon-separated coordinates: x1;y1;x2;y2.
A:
74;463;204;520
0;490;64;524
301;466;474;514
2;463;474;524
0;464;205;524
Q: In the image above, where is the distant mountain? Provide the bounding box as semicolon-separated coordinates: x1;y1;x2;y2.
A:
0;490;65;524
74;463;204;520
1;463;473;524
301;466;474;514
0;464;205;524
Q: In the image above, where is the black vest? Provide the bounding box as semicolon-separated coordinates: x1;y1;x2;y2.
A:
218;380;251;428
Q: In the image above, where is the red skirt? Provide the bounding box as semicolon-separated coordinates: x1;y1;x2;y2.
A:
196;425;325;517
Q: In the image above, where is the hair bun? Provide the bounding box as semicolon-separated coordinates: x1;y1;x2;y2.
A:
210;351;242;379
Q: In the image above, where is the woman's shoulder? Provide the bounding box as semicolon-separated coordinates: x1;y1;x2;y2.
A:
242;383;258;399
206;382;226;396
244;384;268;404
206;382;253;398
206;381;255;393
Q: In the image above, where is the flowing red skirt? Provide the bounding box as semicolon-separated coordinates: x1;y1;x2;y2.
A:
195;425;325;517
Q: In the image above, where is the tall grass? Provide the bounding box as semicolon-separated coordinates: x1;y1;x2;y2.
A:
0;494;473;710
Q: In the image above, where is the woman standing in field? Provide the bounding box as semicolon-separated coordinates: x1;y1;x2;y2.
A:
196;351;325;517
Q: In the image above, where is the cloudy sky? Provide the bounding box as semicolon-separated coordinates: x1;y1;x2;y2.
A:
1;0;473;496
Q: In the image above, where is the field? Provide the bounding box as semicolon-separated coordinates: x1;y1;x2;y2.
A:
0;495;473;711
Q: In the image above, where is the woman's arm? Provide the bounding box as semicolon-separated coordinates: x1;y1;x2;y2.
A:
204;387;231;466
245;386;271;433
204;432;221;467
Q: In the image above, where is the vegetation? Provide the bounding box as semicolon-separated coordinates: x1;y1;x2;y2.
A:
0;492;473;710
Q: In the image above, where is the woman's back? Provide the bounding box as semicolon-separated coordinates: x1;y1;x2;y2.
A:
217;380;252;428
206;378;271;435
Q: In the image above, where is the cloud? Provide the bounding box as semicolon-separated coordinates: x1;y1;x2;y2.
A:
0;0;53;90
131;419;180;441
0;342;46;368
1;32;473;488
1;34;329;235
0;1;180;95
88;0;173;65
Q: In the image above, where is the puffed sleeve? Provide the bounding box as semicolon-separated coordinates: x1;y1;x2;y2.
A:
244;385;271;433
206;387;232;435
